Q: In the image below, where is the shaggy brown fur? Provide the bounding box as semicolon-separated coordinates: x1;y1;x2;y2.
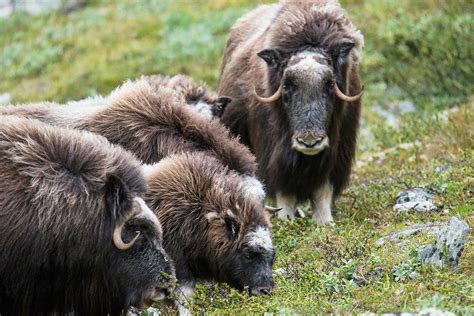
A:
0;79;257;178
143;152;275;303
0;117;175;316
218;0;363;219
64;74;231;119
143;74;231;118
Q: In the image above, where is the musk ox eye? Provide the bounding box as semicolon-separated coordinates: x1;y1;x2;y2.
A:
244;251;258;260
326;79;335;89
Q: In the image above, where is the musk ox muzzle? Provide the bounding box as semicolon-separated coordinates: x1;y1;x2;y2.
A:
292;131;329;155
250;279;275;296
135;278;176;308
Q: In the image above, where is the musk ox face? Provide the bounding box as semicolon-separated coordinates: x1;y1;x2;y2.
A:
105;177;176;309
256;43;360;156
110;203;176;308
218;216;275;295
282;50;335;156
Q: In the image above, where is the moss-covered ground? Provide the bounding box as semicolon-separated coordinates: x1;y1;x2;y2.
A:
1;0;472;314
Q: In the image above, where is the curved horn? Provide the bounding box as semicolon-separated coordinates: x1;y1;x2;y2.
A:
113;207;141;250
265;205;283;214
253;85;283;104
335;84;364;102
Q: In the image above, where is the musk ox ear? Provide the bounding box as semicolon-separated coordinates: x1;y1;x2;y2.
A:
105;174;130;221
257;49;286;69
224;214;241;240
331;42;355;83
331;42;355;61
217;96;232;109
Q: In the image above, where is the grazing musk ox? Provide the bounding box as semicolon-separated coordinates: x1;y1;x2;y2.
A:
66;74;232;119
142;152;275;311
218;0;364;224
142;74;232;118
0;117;175;316
0;79;265;203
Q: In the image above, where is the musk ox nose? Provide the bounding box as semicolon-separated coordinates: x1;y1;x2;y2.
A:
250;285;274;296
292;134;329;155
297;135;325;148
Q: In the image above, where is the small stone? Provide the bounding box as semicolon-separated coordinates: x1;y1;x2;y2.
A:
419;217;470;268
274;268;286;275
409;271;420;280
393;188;438;213
435;164;451;173
393;201;438;212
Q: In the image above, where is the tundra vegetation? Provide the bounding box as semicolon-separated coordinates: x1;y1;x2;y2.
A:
0;0;472;314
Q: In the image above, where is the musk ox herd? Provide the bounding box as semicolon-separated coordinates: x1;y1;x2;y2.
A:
0;1;363;315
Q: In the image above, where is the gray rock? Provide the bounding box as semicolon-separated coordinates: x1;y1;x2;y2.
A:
396;188;434;204
274;268;286;275
376;222;441;247
435;164;451;173
393;188;438;213
419;217;470;268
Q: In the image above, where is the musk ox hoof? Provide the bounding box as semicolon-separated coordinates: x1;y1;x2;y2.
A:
277;210;296;221
312;214;334;226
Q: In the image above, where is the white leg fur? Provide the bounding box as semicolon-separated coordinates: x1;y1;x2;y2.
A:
276;192;297;220
311;182;334;225
175;284;194;316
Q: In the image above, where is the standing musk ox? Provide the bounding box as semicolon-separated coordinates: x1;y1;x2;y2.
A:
142;152;275;312
0;117;175;316
218;0;364;224
0;78;265;202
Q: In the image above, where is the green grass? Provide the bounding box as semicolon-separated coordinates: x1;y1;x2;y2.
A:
0;0;472;314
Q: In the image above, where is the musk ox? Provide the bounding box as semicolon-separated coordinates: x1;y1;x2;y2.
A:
218;0;364;224
142;74;232;118
66;74;232;119
0;117;175;316
142;152;275;312
0;79;265;203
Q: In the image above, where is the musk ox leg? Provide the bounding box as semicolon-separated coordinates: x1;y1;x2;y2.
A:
311;182;334;225
276;192;297;220
175;282;195;316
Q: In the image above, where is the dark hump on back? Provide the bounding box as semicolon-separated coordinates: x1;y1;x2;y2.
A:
0;117;145;237
269;1;363;55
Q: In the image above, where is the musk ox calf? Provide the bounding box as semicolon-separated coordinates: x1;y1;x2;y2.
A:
218;0;364;224
142;152;275;311
0;117;175;316
0;78;264;203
